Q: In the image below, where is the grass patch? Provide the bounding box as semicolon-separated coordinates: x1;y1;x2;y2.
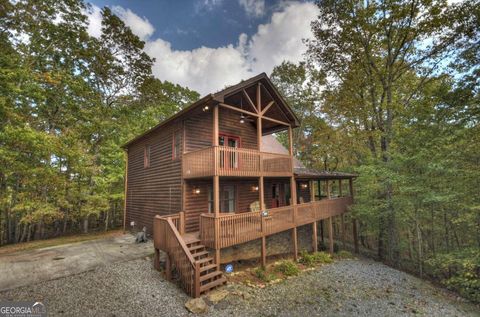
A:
335;250;354;259
299;250;333;266
0;229;124;255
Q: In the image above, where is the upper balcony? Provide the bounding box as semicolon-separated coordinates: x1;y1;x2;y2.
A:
182;145;293;178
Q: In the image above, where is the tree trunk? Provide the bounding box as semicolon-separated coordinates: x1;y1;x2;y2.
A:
83;218;89;234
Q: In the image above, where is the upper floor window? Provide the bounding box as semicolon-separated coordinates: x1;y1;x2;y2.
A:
173;129;182;160
144;145;151;168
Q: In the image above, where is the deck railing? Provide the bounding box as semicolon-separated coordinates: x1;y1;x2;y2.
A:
182;146;293;178
199;197;353;249
153;213;199;297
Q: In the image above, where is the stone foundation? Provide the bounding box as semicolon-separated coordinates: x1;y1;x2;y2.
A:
220;223;318;263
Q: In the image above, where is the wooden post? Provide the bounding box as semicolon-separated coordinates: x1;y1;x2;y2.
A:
350;178;359;253
292;227;298;261
123;150;128;233
215;249;221;269
339;179;342;197
310;180;315;202
165;254;172;281
179;211;185;235
154;248;161;271
327;180;334;253
259;177;264;210
312;221;318;252
341;214;346;249
194;262;201;298
257;83;261;112
261;236;267;268
328;217;334;254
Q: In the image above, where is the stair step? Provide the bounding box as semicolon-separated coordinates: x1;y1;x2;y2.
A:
200;276;227;293
196;257;214;265
199;263;217;273
199;270;223;283
185;239;200;246
193;251;209;259
188;245;205;252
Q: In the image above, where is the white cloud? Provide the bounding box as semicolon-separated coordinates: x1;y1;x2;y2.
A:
85;2;319;95
147;2;318;94
111;6;155;40
239;0;265;17
195;0;223;13
85;4;102;38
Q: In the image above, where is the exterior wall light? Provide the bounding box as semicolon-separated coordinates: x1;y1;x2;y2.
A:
253;185;259;191
301;183;308;189
193;187;201;194
202;105;209;112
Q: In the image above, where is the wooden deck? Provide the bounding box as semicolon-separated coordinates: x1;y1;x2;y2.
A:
182;146;293;178
199;197;352;249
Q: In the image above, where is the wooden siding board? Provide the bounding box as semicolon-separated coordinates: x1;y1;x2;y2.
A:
126;119;183;235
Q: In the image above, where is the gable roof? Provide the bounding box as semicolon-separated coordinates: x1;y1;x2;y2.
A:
122;73;299;149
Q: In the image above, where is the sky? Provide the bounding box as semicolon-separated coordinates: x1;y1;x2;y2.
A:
86;0;318;95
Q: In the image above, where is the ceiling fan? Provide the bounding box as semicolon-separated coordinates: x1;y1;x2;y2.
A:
239;99;255;123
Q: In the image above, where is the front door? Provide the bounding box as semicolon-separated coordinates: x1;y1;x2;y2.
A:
221;185;236;213
219;134;240;169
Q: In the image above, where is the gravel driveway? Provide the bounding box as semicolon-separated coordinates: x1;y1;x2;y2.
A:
0;256;478;316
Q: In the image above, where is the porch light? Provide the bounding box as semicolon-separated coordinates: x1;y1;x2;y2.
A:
239;113;245;124
252;185;259;191
202;105;209;112
301;183;308;189
193;187;201;194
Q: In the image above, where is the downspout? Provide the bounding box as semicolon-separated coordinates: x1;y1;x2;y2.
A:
123;149;128;233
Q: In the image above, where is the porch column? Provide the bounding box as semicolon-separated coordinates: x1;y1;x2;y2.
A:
310;180;315;202
310;179;317;252
350;178;359;253
326;180;334;254
213;104;221;267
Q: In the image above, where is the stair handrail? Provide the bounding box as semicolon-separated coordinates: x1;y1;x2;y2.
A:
154;214;201;297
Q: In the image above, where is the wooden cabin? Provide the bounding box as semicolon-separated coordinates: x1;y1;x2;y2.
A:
122;73;357;297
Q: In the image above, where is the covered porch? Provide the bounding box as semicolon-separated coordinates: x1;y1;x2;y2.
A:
180;172;357;267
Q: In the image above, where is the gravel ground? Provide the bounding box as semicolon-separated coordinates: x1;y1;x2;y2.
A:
0;256;478;317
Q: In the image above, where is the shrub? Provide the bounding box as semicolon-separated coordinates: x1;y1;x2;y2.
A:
253;267;277;282
300;250;316;267
312;251;333;264
275;260;300;276
300;251;333;266
425;248;480;303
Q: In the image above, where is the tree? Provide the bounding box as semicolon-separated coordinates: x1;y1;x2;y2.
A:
307;0;466;263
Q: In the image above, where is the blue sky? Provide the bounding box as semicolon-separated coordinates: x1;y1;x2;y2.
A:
86;0;318;94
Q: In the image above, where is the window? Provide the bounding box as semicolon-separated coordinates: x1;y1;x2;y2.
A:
207;185;236;213
144;145;151;168
172;129;182;160
208;186;213;213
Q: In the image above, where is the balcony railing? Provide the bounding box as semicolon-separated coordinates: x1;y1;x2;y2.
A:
182;146;293;178
199;196;353;249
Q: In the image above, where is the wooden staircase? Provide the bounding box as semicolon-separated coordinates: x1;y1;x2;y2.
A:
185;236;227;295
154;214;225;298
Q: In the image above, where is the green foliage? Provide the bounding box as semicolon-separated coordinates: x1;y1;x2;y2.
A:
336;251;353;259
0;0;199;244
425;249;480;303
275;260;300;276
253;267;277;282
300;251;333;267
